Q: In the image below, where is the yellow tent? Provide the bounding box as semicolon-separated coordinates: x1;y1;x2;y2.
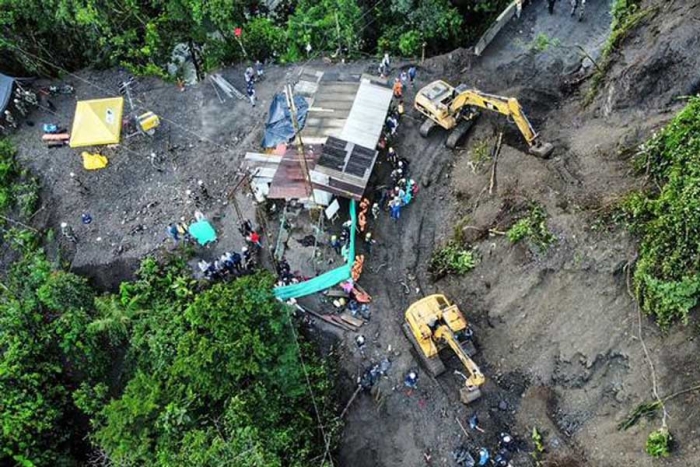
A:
69;97;124;148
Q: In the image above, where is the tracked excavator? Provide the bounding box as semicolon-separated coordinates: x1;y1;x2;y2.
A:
403;294;485;404
414;80;554;157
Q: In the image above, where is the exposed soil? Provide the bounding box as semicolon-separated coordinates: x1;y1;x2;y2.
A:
7;0;700;466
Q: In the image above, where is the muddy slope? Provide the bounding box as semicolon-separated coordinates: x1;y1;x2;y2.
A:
337;1;700;466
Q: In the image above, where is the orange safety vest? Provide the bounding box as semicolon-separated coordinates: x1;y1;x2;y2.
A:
351;255;365;281
358;212;367;232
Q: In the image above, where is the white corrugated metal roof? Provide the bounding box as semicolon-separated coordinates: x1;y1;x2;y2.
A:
339;79;393;150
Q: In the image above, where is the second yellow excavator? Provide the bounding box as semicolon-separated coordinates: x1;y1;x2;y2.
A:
414;80;554;157
403;294;485;404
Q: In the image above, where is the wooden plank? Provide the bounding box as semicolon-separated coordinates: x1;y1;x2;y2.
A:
340;313;365;327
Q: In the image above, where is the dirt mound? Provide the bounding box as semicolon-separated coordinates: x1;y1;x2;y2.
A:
597;1;700;115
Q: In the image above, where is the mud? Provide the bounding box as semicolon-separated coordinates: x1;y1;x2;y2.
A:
6;0;700;465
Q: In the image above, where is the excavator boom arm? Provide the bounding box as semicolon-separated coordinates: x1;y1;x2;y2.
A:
450;90;540;145
436;325;485;390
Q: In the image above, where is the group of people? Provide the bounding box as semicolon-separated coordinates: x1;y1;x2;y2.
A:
544;0;586;20
198;219;262;280
1;86;38;134
376;147;418;221
197;247;256;281
244;60;264;107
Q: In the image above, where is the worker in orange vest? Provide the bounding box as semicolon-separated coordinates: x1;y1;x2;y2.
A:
393;78;403;98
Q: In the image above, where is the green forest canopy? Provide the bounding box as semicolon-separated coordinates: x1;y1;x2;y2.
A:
0;157;337;467
0;0;511;76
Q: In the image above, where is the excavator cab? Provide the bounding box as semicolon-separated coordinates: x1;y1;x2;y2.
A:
403;294;485;404
414;79;554;157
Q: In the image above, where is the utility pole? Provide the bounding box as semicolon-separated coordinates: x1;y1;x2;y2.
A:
284;82;316;205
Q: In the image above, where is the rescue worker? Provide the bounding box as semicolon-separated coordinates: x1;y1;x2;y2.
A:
379;53;390;77
364;232;376;254
570;0;585;21
408;65;417;88
400;70;408;87
390;197;401;220
255;60;264;78
404;370;418;389
167;223;180;243
392;78;403;99
330;235;342;255
246;82;256;107
61;222;78;243
371;203;380;220
244;66;254;84
387;147;398;166
13;98;27;116
4;110;16;129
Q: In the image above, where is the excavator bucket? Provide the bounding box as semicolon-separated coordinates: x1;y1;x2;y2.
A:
460;387;482;405
529;141;554;158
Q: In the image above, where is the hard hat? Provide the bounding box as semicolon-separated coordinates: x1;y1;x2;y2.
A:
331;235;337;241
242;246;248;252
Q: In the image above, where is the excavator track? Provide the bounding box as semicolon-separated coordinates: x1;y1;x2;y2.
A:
419;119;437;138
403;323;446;377
446;120;474;149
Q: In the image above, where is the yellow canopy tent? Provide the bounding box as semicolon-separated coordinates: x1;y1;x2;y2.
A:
69;97;124;148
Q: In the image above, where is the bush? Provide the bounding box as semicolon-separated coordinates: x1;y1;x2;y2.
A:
244;17;287;60
429;243;477;277
622;98;700;326
646;428;671;458
399;30;422;57
507;203;555;251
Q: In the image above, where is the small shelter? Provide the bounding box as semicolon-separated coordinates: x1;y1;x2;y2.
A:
69;97;124;148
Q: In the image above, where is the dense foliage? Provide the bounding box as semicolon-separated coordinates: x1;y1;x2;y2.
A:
0;234;109;466
622;98;700;327
429;243;476;278
0;244;338;465
91;259;338;466
0;138;39;216
0;0;510;76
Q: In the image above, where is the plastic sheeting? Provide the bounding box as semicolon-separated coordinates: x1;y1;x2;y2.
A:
0;73;14;114
261;93;309;149
189;220;217;246
274;200;356;300
81;152;108;170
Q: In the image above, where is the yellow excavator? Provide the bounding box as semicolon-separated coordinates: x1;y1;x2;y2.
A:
403;294;485;404
414;80;554;157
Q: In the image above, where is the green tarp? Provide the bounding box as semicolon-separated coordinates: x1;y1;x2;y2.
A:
274;200;356;300
189;219;217;246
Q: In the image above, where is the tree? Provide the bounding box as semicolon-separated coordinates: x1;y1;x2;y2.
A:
287;0;363;58
92;269;339;466
0;248;108;466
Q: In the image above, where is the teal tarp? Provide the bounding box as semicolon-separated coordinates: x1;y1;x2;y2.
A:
274;200;356;300
189;220;217;246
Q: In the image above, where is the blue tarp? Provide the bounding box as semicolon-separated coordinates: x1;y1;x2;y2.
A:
0;73;14;114
261;93;309;149
274;200;356;300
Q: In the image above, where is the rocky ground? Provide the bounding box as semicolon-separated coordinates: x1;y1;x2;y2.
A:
7;0;700;466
